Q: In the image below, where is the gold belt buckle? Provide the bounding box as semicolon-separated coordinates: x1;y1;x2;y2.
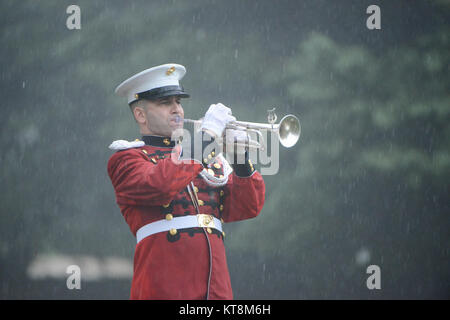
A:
197;214;215;228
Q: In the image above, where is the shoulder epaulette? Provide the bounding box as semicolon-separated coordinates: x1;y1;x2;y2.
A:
108;139;145;151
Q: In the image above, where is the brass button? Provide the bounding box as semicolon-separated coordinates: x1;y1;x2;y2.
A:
208;154;212;160
165;213;173;221
213;163;221;169
198;199;204;206
151;158;157;164
219;175;224;179
219;190;224;197
222;231;226;238
219;204;224;211
193;186;199;193
206;227;212;234
162;202;170;208
211;151;215;157
135;93;139;99
203;158;208;164
163;138;171;146
169;228;177;236
207;168;215;176
141;149;148;154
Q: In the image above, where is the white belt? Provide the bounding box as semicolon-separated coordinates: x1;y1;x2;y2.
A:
136;214;223;244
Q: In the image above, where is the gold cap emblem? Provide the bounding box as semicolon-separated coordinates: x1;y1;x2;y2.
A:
166;66;175;75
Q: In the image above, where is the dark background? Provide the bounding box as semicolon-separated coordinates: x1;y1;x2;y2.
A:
0;0;449;299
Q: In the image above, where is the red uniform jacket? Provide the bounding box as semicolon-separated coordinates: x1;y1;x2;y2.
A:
107;135;265;300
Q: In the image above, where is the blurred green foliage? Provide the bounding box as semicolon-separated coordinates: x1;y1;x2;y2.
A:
0;0;448;298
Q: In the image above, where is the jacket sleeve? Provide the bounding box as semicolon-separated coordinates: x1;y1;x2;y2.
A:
221;170;265;223
107;147;204;207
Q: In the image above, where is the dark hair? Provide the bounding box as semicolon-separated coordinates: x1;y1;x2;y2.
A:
129;99;150;111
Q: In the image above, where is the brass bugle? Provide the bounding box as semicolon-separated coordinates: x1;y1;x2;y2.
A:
182;110;301;150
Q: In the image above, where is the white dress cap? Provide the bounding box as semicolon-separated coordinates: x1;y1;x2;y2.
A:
115;63;189;104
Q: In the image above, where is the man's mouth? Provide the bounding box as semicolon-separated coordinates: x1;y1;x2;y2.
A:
171;116;183;125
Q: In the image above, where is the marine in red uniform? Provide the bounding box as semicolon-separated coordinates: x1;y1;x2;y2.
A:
107;64;265;299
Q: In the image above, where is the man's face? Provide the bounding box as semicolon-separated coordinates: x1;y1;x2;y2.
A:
139;96;185;137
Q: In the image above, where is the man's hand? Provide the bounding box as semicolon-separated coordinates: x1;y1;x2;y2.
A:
201;103;236;138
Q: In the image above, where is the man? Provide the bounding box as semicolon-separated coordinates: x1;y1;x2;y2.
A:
107;63;265;300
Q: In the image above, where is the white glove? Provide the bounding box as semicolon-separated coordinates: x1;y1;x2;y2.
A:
201;103;236;138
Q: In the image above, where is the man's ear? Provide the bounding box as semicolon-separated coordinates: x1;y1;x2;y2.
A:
133;106;147;125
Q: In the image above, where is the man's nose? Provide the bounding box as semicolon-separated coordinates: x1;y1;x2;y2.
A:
171;101;183;114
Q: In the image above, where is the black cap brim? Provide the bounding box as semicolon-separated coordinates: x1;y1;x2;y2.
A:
131;85;189;104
